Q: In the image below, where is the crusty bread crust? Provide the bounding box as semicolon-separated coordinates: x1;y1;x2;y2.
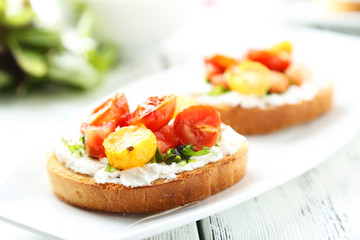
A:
213;85;333;135
47;141;248;213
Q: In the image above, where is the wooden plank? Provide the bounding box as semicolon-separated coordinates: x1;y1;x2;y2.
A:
147;223;199;240
0;215;200;240
198;132;360;239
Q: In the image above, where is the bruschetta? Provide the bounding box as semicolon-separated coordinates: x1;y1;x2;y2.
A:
47;94;248;213
195;41;333;135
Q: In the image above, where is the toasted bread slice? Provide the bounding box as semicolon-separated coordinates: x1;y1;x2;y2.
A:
47;141;248;213
213;85;333;135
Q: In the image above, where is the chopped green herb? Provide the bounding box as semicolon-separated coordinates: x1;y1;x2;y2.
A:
203;147;219;157
149;147;163;163
208;86;230;96
173;155;182;162
178;160;188;167
149;144;218;166
180;145;213;160
105;163;118;173
170;145;218;163
80;135;85;145
164;147;183;164
215;134;222;147
62;137;85;157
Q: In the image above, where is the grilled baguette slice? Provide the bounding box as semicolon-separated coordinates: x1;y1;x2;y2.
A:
213;85;333;135
47;141;248;213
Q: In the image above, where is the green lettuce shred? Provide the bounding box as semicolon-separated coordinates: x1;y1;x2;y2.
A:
208;86;230;96
104;163;118;173
149;144;218;166
62;137;85;157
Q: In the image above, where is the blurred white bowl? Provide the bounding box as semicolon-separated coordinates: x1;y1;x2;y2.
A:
79;0;197;59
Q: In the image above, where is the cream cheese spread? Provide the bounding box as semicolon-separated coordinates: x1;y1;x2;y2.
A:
55;125;245;188
196;73;331;109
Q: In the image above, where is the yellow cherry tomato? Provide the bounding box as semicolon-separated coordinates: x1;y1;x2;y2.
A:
103;124;157;170
227;60;271;96
268;41;292;54
173;96;198;118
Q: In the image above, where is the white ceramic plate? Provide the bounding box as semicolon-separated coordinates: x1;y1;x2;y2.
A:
1;29;360;240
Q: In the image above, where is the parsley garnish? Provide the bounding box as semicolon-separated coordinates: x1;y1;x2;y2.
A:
178;160;188;167
150;145;218;165
62;137;85;157
80;135;85;145
180;145;217;159
149;147;163;163
215;134;222;147
208;86;230;96
105;163;118;173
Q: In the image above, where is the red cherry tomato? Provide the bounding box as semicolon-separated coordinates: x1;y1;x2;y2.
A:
246;50;291;72
205;55;237;88
174;105;221;150
84;121;117;158
269;71;290;94
205;63;229;87
155;123;180;154
81;93;130;134
129;95;176;132
205;55;237;71
208;74;229;88
91;93;130;127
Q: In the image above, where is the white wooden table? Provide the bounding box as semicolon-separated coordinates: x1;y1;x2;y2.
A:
2;1;360;239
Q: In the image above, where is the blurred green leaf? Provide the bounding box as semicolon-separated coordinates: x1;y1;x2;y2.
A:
0;0;119;94
13;28;61;49
48;52;101;90
0;1;35;28
0;69;13;89
87;43;118;73
0;0;5;13
76;5;94;38
7;37;47;77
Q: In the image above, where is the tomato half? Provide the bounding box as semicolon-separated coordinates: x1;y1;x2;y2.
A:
268;41;292;54
205;60;223;77
269;71;290;94
205;61;224;85
128;95;176;132
205;55;237;71
91;93;130;126
246;50;291;72
227;60;271;96
174;105;221;150
155;123;180;154
208;73;229;88
84;121;117;158
81;93;130;134
205;55;237;88
103;124;157;169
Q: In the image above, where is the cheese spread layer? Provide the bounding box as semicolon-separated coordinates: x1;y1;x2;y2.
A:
54;125;245;188
196;74;331;109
